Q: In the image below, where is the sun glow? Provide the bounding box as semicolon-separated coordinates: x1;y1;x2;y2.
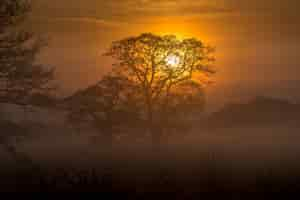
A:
166;55;180;67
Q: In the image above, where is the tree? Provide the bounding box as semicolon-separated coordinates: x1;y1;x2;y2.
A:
64;74;141;146
105;33;215;146
0;0;55;106
157;80;206;139
0;0;54;168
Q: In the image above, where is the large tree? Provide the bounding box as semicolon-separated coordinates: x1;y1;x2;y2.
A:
0;0;54;168
0;0;54;106
105;33;215;146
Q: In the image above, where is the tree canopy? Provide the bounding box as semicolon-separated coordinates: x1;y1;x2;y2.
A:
64;74;141;144
65;33;215;147
105;33;215;145
0;0;55;106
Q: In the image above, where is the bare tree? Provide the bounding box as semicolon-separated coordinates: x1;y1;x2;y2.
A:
105;33;215;146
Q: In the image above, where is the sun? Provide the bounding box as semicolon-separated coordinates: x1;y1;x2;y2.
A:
166;55;180;67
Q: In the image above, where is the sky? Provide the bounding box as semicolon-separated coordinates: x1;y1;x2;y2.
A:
29;0;300;110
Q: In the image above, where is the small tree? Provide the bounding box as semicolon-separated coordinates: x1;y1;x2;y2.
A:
65;74;141;146
105;33;215;146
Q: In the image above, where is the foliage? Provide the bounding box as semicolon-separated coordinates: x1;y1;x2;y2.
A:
105;33;215;144
65;74;142;143
0;0;55;170
66;33;215;146
0;0;55;106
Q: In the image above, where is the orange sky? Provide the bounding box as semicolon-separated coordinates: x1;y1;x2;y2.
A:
30;0;300;110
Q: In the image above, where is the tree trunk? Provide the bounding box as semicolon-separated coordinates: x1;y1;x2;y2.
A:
146;101;155;145
148;109;164;151
145;93;164;151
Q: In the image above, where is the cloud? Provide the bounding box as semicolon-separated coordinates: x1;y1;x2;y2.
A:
31;0;300;40
43;17;127;28
32;0;235;20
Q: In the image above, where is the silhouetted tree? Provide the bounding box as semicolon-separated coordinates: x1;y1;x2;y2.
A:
105;33;215;146
158;80;206;139
0;0;54;168
0;0;55;106
64;74;141;146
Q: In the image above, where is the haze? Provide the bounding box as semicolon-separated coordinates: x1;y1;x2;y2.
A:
29;0;300;110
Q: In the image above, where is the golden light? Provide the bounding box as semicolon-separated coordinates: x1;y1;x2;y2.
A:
166;55;180;68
